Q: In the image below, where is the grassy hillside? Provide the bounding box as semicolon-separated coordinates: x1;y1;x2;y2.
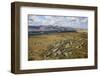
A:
28;32;88;60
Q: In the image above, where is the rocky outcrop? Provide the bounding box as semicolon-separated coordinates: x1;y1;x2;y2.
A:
42;38;87;60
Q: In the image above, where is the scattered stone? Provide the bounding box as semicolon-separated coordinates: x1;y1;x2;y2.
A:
64;52;69;57
39;37;88;60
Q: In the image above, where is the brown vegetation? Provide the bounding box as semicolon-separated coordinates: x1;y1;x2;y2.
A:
28;32;88;60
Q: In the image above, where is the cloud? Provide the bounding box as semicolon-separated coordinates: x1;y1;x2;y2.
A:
28;15;88;29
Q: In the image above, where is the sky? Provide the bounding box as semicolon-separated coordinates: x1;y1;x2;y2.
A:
28;15;88;29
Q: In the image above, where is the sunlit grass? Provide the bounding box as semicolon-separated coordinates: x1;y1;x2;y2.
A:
28;32;88;60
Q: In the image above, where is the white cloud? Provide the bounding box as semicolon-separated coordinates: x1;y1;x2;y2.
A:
28;15;88;28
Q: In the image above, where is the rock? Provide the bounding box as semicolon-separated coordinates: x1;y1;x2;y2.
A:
53;53;58;56
56;50;62;55
69;52;72;55
76;46;79;48
52;48;58;52
65;44;70;48
64;52;69;57
46;51;52;56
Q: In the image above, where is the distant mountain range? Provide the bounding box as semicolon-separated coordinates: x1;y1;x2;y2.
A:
28;25;77;35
